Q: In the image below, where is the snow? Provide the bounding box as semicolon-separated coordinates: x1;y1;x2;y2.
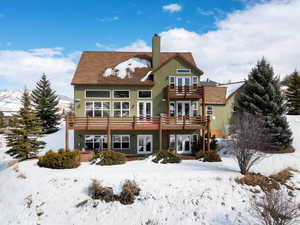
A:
140;70;152;82
0;116;299;225
103;57;151;79
219;82;244;99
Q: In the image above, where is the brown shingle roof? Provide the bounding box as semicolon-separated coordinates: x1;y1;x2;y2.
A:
204;86;227;105
71;51;199;85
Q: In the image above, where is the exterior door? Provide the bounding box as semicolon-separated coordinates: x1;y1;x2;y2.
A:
137;101;152;118
137;135;153;154
176;101;191;117
176;135;192;154
176;77;191;86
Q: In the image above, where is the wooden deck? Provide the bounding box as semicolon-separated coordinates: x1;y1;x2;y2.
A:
66;115;209;130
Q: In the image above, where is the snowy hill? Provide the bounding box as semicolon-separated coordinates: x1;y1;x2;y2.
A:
0;89;73;113
0;116;299;225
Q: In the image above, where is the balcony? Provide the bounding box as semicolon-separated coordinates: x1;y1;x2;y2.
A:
165;85;204;99
66;115;209;131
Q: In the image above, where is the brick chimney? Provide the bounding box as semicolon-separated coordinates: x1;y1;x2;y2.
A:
152;34;161;69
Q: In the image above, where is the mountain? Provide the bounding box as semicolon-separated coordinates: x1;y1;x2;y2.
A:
0;89;73;113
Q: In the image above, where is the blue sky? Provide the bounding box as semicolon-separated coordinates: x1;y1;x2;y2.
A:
0;0;299;96
0;0;246;53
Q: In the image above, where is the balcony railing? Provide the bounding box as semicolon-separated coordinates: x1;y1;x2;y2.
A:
66;115;209;130
165;85;204;99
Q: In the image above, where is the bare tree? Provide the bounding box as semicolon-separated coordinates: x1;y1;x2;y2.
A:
229;112;274;175
251;189;300;225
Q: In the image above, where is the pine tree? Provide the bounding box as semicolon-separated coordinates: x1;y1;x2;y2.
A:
6;89;45;159
31;74;61;134
286;71;300;115
235;58;293;149
0;111;4;128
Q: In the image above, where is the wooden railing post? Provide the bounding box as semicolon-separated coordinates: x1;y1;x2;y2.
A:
159;115;163;151
183;116;186;130
133;115;136;130
107;116;111;150
65;116;69;151
206;115;211;152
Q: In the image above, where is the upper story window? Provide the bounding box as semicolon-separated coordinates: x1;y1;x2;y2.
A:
113;102;130;117
207;105;213;115
113;90;129;98
138;90;152;99
86;90;110;98
85;101;110;117
176;69;191;74
192;76;198;86
192;101;198;116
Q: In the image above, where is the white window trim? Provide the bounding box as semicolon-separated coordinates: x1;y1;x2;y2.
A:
84;135;107;150
192;101;198;116
85;101;111;117
112;101;130;117
169;76;175;86
175;76;192;86
113;90;130;99
176;69;191;74
85;89;111;99
175;101;192;116
176;134;192;154
137;90;152;99
137;135;153;154
112;135;130;150
192;76;198;86
137;101;153;117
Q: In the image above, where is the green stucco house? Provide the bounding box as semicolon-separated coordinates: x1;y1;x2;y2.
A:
66;34;243;155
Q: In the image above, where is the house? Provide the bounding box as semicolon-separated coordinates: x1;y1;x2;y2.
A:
205;82;244;138
66;34;240;155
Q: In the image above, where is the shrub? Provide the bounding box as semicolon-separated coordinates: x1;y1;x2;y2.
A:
88;179;116;202
90;150;126;166
196;151;222;162
269;168;296;185
152;150;181;164
119;180;141;205
38;149;80;169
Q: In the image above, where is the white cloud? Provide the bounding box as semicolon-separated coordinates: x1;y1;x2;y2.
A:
0;48;77;96
117;40;151;52
98;16;119;22
124;0;300;83
162;3;182;13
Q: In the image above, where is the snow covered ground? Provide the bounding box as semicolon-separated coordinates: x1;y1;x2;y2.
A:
0;116;299;225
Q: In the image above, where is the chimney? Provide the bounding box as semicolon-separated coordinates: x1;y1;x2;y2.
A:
152;34;161;69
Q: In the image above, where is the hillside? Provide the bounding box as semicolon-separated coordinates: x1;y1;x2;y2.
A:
0;89;72;113
0;116;299;225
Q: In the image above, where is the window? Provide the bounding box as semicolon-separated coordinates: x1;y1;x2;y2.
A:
85;135;107;150
192;76;198;86
169;135;175;150
192;101;198;116
207;105;213;115
112;135;130;149
169;76;175;88
113;102;130;117
176;69;191;74
85;101;110;117
138;90;152;99
137;135;152;154
113;90;129;98
169;102;175;116
86;90;110;98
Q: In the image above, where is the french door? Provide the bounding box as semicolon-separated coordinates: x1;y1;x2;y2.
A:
176;77;191;86
176;101;191;117
137;101;152;118
137;135;153;154
176;135;192;154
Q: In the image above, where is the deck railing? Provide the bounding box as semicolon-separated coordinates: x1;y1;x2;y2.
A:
66;115;209;130
165;85;204;99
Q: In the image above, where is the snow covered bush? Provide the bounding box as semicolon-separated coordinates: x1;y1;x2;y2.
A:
37;149;80;169
196;151;222;162
152;150;181;164
90;150;126;166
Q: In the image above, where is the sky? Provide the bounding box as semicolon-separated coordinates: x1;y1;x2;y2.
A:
0;0;299;96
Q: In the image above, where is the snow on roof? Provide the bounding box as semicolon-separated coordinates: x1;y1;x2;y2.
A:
219;82;244;99
140;70;152;82
103;57;151;79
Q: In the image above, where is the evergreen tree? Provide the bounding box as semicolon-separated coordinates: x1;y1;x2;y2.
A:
6;89;45;159
286;71;300;115
31;74;61;134
235;58;293;149
0;111;4;128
